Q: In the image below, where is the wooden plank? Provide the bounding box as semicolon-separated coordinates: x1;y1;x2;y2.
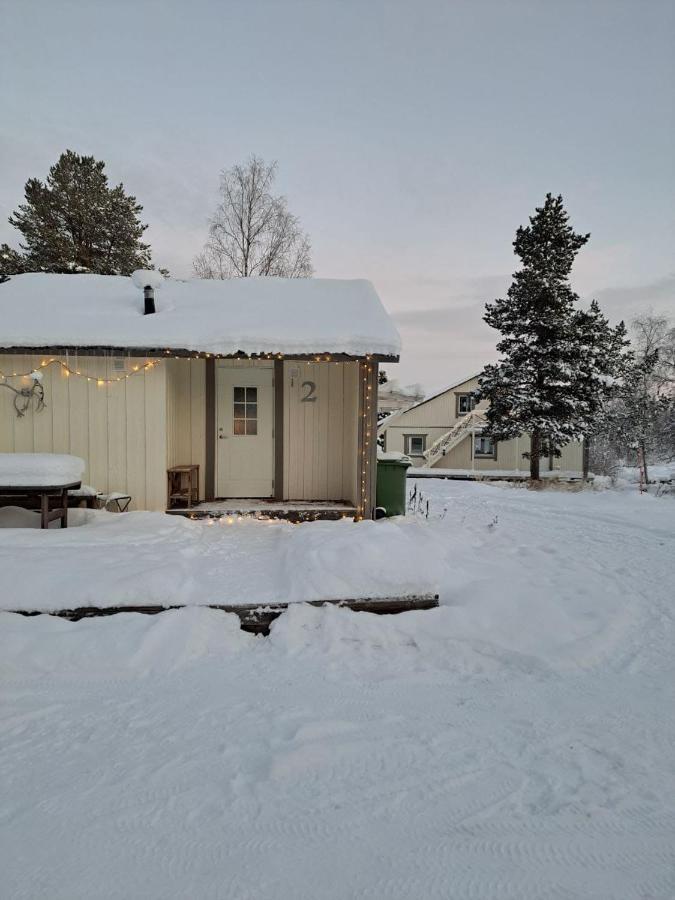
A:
316;362;330;499
284;361;301;499
11;593;439;636
274;360;284;500
87;359;109;494
13;355;38;453
125;362;146;510
190;360;206;500
144;362;166;511
301;362;316;500
204;358;215;501
327;362;344;500
0;355;17;451
367;362;379;517
32;357;54;453
341;362;359;506
0;481;80;494
51;356;71;454
68;356;90;483
164;360;176;468
177;360;192;463
356;361;366;517
107;367;127;497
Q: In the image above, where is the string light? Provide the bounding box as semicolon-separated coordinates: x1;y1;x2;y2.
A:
1;349;385;521
0;358;161;385
355;360;376;522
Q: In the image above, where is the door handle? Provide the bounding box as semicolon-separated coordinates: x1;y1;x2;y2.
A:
219;434;227;439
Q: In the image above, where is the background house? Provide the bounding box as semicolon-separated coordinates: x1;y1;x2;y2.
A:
0;273;400;518
379;374;583;473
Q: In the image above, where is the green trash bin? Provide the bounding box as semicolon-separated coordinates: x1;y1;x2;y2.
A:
376;453;411;517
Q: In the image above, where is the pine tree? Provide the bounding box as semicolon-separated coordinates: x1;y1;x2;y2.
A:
0;244;28;280
477;194;628;479
2;150;153;276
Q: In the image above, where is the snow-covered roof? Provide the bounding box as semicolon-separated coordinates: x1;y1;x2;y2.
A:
0;273;401;359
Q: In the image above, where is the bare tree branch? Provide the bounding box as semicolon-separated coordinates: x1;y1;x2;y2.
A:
194;155;313;279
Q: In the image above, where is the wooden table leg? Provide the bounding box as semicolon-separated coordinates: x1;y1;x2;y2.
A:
40;493;49;529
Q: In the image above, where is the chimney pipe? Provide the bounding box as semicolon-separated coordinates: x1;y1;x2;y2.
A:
143;285;155;315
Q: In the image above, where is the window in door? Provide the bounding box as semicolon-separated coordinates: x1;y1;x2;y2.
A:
233;387;258;435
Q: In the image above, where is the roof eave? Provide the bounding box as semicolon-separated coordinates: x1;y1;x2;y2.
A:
0;345;399;363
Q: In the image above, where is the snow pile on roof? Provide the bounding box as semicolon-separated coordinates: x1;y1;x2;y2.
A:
0;453;84;487
0;273;401;358
379;378;424;398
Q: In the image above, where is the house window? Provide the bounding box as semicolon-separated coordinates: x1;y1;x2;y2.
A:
233;386;258;435
404;434;426;456
474;435;496;458
456;393;476;416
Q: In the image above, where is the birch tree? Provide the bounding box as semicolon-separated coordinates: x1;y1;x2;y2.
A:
194;156;312;279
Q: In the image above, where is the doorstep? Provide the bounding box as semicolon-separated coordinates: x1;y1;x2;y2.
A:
166;499;357;522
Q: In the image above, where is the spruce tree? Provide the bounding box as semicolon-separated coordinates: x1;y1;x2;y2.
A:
2;150;152;276
477;194;628;479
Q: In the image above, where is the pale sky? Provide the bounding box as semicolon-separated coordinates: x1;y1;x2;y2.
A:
1;0;673;392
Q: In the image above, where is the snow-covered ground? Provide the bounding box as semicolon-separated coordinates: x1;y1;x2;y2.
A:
619;463;675;484
0;507;441;611
2;480;675;899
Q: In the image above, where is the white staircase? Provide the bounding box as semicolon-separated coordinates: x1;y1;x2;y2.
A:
422;411;486;468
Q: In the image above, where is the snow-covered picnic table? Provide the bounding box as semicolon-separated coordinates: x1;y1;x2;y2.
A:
0;454;84;528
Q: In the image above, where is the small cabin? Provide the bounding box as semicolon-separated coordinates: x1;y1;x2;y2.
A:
379;373;583;473
0;273;400;518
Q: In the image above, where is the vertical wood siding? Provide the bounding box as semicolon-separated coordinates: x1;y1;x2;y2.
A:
0;354;166;509
283;360;359;504
165;359;206;501
166;358;362;506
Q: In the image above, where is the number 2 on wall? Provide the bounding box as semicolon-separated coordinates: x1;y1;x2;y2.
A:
301;381;317;402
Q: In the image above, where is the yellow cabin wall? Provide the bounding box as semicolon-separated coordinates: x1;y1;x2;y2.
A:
1;356;367;511
165;358;361;506
0;354;167;509
166;358;206;501
283;360;360;504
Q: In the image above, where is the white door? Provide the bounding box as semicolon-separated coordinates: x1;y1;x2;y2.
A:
216;366;274;497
